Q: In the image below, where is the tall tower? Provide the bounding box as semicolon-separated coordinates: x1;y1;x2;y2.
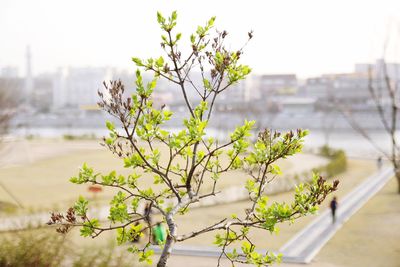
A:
25;45;33;103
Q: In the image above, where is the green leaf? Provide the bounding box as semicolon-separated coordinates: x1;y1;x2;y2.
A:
270;164;282;175
69;176;79;184
245;179;256;193
106;121;115;131
156;56;164;68
116;228;128;245
171;10;177;21
101;170;116;185
108;191;130;223
80;219;99;237
142;188;155;197
196;26;204;36
151;149;161;165
153;175;162;184
139;250;154;265
131;197;140;212
157;12;165;24
128;223;143;242
203;78;211;91
105;137;113;145
206;16;216;29
241;241;252;254
214;233;224;247
163;110;173;120
74;196;88;217
117;175;126;185
127;245;139;254
132;57;144;66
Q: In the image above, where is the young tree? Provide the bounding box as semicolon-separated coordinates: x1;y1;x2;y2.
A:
48;12;338;267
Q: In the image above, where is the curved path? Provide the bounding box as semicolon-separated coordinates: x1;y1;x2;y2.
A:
279;166;393;263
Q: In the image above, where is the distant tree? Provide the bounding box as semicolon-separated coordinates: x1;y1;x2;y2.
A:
237;101;279;136
0;79;16;136
214;101;278;141
319;105;338;147
340;59;400;193
0;79;22;208
49;12;338;267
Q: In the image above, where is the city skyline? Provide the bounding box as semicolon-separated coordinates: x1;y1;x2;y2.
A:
1;0;400;79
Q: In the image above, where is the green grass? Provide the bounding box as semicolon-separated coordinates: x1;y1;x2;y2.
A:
1;139;389;267
170;159;377;250
0;229;137;267
315;177;400;267
78;158;374;252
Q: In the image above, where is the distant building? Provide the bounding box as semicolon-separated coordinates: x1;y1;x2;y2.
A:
300;77;331;99
355;59;400;81
303;73;371;111
0;66;19;78
52;67;113;109
221;75;260;103
355;59;400;104
258;74;297;98
0;77;24;99
279;97;316;114
33;73;54;112
25;46;33;104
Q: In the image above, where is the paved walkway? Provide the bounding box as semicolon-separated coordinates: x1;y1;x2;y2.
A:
279;166;393;263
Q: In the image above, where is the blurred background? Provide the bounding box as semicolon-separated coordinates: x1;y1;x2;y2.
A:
0;0;399;267
1;0;400;152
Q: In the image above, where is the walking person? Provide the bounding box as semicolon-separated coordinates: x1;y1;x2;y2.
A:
377;156;383;170
330;196;338;224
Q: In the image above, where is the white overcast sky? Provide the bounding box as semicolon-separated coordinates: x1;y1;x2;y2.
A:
1;0;400;78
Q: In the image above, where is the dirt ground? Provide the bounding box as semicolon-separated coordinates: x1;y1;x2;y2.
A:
2;139;398;267
0;138;326;212
64;156;378;259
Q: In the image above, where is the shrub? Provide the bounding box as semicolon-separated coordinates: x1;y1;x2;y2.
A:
317;145;347;177
0;230;134;267
0;231;65;267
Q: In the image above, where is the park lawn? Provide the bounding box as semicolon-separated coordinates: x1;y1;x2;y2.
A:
65;158;377;256
2;157;391;267
0;139;325;213
0;145;126;212
313;176;400;267
168;159;377;250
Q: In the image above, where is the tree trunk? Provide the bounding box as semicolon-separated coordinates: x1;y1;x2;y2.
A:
157;215;176;267
157;235;174;267
396;169;400;194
